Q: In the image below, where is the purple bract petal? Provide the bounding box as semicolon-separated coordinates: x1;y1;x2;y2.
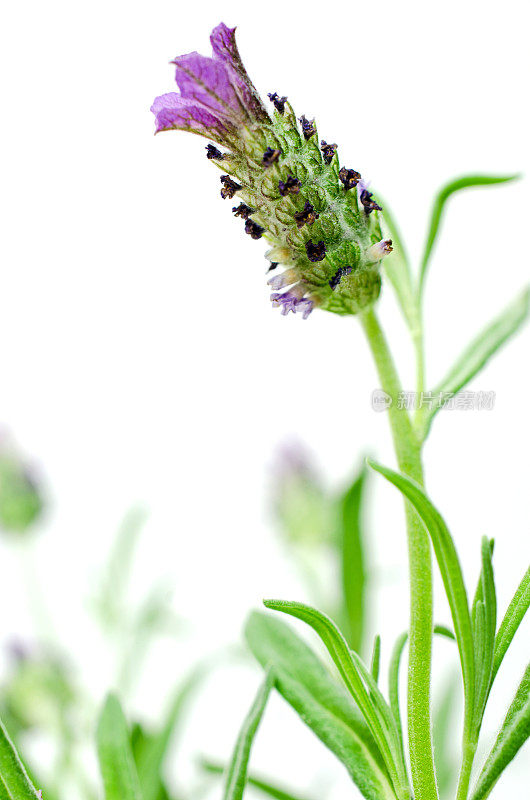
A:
173;52;245;120
150;93;233;139
210;23;269;123
152;22;269;137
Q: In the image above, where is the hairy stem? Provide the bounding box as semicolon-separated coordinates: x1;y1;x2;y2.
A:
361;307;438;800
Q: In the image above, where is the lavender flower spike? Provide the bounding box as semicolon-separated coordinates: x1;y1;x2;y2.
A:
151;23;269;139
152;23;389;318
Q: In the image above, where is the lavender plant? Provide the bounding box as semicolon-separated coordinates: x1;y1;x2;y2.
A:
148;22;529;800
0;19;528;800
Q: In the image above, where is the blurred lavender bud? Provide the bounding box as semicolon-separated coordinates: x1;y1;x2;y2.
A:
0;642;75;736
152;23;388;318
0;436;44;535
272;441;334;545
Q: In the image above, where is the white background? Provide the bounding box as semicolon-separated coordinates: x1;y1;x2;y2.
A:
0;0;529;797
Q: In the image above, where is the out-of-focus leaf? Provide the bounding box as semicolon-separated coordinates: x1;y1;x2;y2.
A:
262;601;408;799
93;507;148;629
418;174;520;298
97;694;143;800
135;665;208;800
245;611;395;800
471;663;530;800
369;461;475;720
339;465;368;653
415;289;530;440
0;718;41;799
223;671;274;800
493;565;530;682
471;538;497;729
201;758;314;800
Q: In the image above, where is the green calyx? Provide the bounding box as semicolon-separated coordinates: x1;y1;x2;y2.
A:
213;101;388;316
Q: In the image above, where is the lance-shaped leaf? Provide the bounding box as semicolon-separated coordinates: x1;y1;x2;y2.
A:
418;173;520;298
245;611;396;800
471;538;497;730
339;465;368;654
369;461;475;724
97;694;143;800
202;758;313;800
262;601;408;799
493;565;530;682
415;288;530;440
0;719;42;799
223;671;274;800
471;663;530;800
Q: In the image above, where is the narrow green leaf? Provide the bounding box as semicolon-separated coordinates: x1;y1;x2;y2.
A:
348;649;408;786
388;632;408;755
388;627;455;760
339;465;368;654
202;759;313;800
378;200;418;334
262;601;408;799
369;461;475;721
471;538;497;729
223;671;274;800
97;694;143;800
135;664;207;800
0;719;41;799
493;565;530;682
471;663;530;800
370;636;381;683
416;289;530;439
418;174;520;297
245;611;396;800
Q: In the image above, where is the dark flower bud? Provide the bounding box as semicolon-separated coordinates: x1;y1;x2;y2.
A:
360;188;382;214
278;175;301;196
220;175;242;199
245;219;265;239
268;92;287;114
329;266;353;290
320;140;338;165
305;240;326;262
262;147;281;167
299;115;316;140
206;143;224;160
339;167;361;190
294;201;319;229
232;203;255;219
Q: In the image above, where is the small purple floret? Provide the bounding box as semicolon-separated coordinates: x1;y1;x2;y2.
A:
271;291;314;319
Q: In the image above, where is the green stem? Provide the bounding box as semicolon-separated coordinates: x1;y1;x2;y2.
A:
360;307;438;800
456;736;477;800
